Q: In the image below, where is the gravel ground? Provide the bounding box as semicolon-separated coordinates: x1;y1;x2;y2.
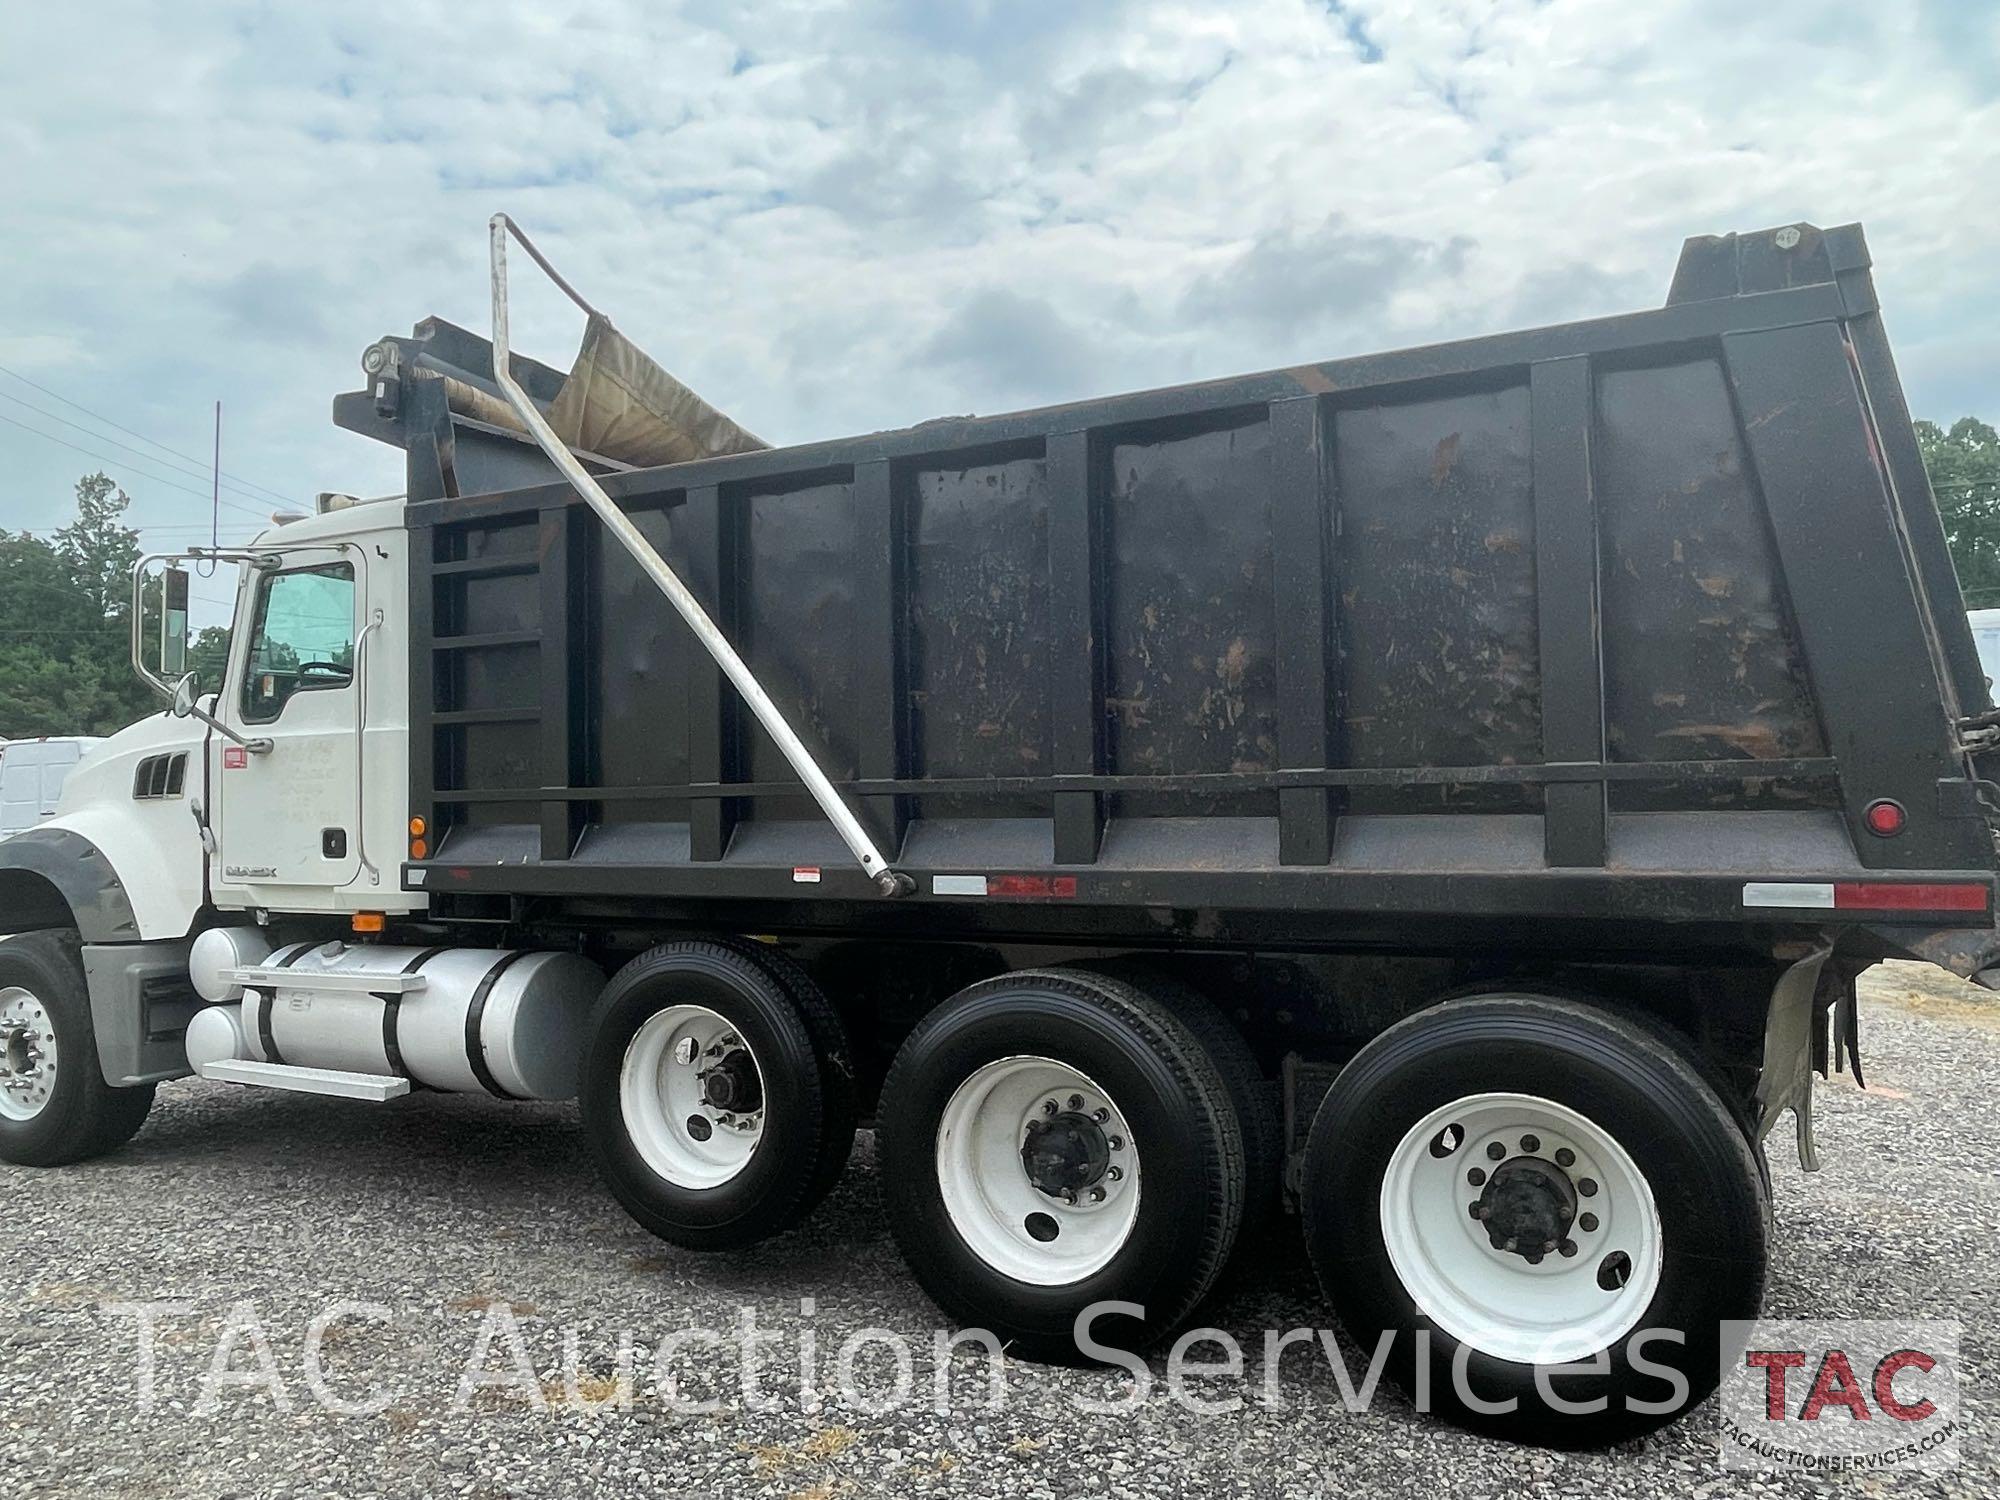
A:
1;962;1996;1499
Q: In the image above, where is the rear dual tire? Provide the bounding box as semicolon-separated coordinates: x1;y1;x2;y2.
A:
1302;993;1769;1447
878;968;1248;1359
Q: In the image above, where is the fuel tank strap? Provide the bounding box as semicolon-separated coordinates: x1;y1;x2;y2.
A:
255;941;311;1066
377;947;448;1083
464;950;533;1100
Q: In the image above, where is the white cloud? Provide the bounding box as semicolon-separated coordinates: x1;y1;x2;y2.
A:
2;0;1996;619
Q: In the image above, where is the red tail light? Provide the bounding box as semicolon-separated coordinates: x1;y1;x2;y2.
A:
1863;799;1907;837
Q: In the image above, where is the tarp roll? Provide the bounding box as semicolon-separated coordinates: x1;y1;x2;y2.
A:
544;313;768;467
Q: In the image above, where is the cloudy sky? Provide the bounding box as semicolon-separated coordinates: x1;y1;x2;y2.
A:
3;0;1996;626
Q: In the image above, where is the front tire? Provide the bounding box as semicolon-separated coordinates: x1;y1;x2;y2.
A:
877;968;1246;1360
0;929;154;1167
581;941;857;1251
1301;993;1767;1447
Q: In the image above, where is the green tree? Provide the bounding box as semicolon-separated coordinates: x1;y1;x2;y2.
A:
1919;417;2000;608
54;473;142;616
0;474;162;737
189;624;233;697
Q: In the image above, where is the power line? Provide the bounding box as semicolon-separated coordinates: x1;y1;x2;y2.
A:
0;411;273;519
0;359;293;504
6;528;262;540
6;524;262;538
0;388;285;510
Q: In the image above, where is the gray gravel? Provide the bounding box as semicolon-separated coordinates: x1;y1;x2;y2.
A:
2;962;1996;1498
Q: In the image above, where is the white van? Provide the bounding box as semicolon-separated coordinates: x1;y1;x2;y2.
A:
0;738;103;837
1970;608;2000;693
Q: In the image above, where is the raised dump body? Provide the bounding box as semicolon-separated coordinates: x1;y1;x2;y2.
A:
343;221;2000;968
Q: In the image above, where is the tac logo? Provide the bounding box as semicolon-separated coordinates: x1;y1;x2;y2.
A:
1718;1319;1961;1474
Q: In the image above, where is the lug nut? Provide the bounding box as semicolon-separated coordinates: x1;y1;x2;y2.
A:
1554;1147;1575;1169
1108;1136;1124;1151
1558;1240;1578;1258
1043;1100;1059;1117
1578;1177;1598;1198
1469;1203;1488;1220
1092;1108;1109;1124
1520;1134;1541;1154
1557;1203;1573;1221
1106;1166;1123;1182
1579;1212;1598;1233
1486;1141;1506;1161
1089;1187;1106;1203
1067;1094;1084;1111
1467;1167;1486;1187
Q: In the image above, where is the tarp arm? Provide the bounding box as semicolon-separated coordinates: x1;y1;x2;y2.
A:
487;214;912;896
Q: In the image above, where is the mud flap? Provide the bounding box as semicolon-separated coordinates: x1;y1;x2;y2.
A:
1754;944;1832;1172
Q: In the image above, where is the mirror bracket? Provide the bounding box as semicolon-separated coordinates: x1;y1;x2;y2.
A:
169;672;272;755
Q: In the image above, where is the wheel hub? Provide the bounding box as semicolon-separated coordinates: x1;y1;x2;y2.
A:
1381;1092;1665;1366
698;1049;763;1115
620;1006;768;1190
1021;1112;1111;1197
0;1024;36;1080
936;1057;1141;1286
0;988;56;1122
1476;1156;1577;1263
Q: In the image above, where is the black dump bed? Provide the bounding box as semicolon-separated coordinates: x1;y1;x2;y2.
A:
339;221;2000;965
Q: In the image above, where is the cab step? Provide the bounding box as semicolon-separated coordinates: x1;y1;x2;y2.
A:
198;1059;411;1102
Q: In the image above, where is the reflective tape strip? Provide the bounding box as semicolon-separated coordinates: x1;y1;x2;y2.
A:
932;874;989;897
1743;880;1989;912
1742;882;1835;909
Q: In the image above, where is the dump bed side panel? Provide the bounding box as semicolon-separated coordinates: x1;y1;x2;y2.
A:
398;222;1996;936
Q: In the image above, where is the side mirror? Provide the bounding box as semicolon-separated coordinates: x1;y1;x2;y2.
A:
160;565;189;678
170;672;200;719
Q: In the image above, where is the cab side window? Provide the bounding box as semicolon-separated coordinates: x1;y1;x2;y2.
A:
240;564;356;723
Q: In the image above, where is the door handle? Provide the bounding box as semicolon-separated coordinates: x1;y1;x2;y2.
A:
189;796;217;855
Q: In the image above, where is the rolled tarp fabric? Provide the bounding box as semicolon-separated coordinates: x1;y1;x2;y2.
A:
544;313;768;467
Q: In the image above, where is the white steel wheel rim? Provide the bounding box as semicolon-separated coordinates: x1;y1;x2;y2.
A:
620;1004;767;1190
936;1056;1139;1287
1379;1091;1663;1366
0;986;58;1123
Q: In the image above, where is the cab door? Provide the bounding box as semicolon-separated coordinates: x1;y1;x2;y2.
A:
213;550;363;903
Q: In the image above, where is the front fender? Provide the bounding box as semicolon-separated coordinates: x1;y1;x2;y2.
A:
0;826;142;942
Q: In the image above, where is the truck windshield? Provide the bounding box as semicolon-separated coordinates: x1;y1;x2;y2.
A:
241;563;356;723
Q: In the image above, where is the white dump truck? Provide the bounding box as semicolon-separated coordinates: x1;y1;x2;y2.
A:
2;219;1995;1445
